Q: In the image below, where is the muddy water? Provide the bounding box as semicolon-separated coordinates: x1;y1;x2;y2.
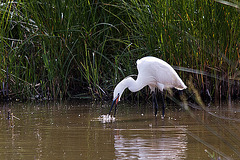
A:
0;101;240;159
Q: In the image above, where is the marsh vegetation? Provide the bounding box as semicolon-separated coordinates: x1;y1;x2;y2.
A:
0;0;239;101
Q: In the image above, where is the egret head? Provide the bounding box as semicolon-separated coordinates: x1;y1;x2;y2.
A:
109;77;134;116
113;77;134;103
113;84;124;103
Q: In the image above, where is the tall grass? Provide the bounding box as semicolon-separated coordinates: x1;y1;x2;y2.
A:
0;0;239;101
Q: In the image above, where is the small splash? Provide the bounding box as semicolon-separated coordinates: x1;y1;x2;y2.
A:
93;114;116;123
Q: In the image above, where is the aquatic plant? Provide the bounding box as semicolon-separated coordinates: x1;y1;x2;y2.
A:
0;0;239;101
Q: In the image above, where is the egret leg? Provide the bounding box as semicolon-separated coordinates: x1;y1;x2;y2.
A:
161;91;165;117
152;92;158;116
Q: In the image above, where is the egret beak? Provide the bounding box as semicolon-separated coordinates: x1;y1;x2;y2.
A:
109;93;119;116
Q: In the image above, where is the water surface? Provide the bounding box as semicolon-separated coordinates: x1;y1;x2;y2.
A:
0;101;240;159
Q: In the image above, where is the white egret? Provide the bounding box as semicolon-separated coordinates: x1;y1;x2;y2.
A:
109;56;187;117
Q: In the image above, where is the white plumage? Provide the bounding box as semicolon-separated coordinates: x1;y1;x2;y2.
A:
109;56;187;117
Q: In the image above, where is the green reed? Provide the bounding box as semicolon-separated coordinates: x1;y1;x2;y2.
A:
0;0;239;100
